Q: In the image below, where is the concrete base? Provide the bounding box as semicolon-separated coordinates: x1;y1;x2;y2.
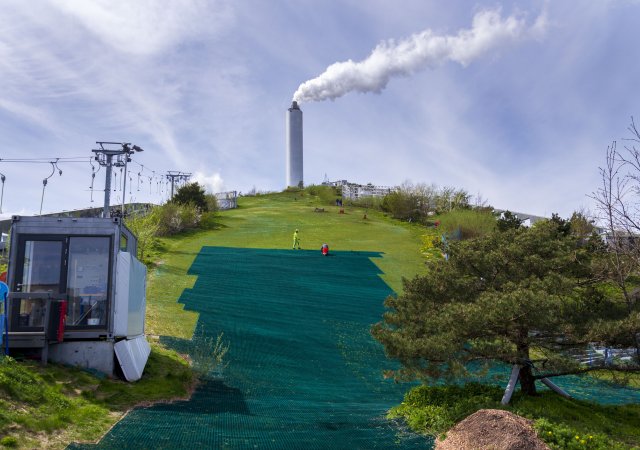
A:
47;341;115;376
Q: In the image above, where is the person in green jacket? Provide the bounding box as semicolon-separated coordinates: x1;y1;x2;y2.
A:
292;229;300;249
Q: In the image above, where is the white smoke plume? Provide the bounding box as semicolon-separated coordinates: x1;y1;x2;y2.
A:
293;9;546;103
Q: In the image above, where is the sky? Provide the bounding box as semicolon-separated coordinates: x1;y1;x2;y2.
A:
0;0;639;218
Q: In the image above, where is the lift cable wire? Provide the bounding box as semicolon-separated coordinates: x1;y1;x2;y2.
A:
0;156;88;163
89;157;101;203
39;160;62;215
0;153;186;213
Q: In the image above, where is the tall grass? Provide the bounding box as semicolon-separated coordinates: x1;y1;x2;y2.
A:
436;209;496;240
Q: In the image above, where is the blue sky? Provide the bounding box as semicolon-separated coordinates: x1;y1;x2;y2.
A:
0;0;638;218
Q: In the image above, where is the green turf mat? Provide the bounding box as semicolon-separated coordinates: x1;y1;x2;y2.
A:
69;247;430;449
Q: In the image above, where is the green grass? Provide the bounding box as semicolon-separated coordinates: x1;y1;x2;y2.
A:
389;383;640;449
435;208;496;239
145;190;427;338
588;370;640;389
0;342;193;449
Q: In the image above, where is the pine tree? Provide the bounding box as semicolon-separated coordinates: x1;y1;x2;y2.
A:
372;219;639;395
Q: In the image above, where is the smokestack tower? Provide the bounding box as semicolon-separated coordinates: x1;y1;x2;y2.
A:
286;101;303;188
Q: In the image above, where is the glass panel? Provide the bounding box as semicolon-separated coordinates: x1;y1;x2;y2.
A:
21;240;63;293
120;233;128;252
17;298;47;327
66;237;110;327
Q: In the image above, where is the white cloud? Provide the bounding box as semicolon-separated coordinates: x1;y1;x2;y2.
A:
193;172;224;194
50;0;233;55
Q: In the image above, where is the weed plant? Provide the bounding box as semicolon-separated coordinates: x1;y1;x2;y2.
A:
189;326;229;379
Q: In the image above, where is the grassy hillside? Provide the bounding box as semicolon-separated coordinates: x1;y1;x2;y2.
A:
146;189;427;338
3;190;640;449
0;189;428;448
0;343;193;449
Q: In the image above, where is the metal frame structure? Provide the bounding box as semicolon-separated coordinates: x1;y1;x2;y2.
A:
4;216;149;379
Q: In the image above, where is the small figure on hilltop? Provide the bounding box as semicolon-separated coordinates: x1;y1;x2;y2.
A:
321;243;329;256
293;229;301;249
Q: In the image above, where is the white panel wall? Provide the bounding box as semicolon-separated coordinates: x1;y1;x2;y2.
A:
114;335;151;381
113;251;147;338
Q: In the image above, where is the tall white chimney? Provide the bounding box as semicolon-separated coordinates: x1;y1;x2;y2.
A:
286;101;303;188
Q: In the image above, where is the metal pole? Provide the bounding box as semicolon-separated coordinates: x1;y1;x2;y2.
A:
0;174;5;214
122;156;128;216
39;180;46;216
103;155;113;218
500;365;521;405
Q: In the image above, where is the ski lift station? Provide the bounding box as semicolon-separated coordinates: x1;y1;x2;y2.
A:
3;215;149;381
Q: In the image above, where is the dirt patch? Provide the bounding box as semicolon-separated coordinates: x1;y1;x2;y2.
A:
435;409;550;450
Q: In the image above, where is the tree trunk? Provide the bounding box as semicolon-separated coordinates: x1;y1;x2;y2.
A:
519;364;537;395
517;334;537;395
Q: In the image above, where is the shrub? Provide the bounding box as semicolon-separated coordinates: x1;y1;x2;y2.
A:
420;229;443;260
388;384;503;436
304;185;341;205
170;182;208;212
125;212;160;261
178;203;200;230
0;436;18;447
391;382;640;449
381;190;419;220
534;418;623;450
204;194;218;212
149;203;201;236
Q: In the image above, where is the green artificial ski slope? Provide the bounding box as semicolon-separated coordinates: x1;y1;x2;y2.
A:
69;247;430;449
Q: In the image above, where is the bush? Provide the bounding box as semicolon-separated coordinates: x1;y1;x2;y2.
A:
381;190;419;221
388;383;503;436
149;203;201;236
420;229;443;260
178;203;200;230
204;194;218;212
534;419;623;450
125;198;220;264
391;382;640;449
171;182;208;212
125;212;160;262
0;436;18;447
304;185;341;205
